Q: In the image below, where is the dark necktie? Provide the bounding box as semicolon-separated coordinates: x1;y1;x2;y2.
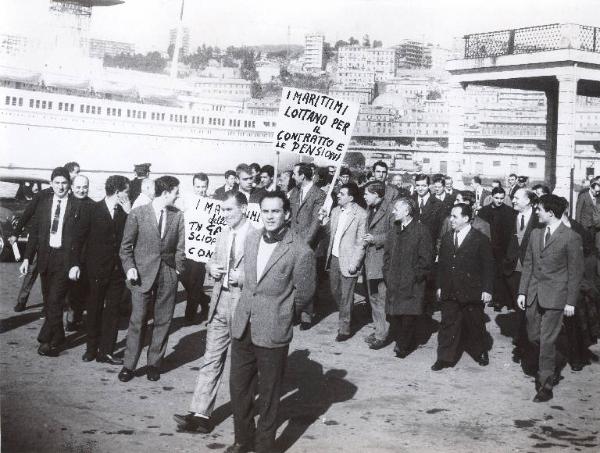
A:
229;232;237;272
112;204;117;220
158;209;164;238
368;206;376;225
544;227;551;247
419;197;424;214
454;232;459;250
519;214;525;231
51;199;61;234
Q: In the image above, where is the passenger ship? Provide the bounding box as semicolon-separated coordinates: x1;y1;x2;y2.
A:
0;79;285;176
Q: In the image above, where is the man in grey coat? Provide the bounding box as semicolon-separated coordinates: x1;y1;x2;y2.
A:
383;197;433;358
518;194;584;402
174;192;252;433
118;176;185;383
227;191;316;453
362;181;394;349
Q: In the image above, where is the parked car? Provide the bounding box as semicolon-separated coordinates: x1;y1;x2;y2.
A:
0;176;49;261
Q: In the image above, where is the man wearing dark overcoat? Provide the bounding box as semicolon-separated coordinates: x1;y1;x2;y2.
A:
383;197;433;358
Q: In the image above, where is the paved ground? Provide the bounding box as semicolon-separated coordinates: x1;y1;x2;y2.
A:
1;261;599;453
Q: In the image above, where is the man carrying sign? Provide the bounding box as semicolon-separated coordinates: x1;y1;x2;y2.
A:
174;192;251;433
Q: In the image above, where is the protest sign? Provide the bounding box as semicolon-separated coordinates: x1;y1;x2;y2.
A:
184;198;225;263
245;203;263;229
272;87;360;167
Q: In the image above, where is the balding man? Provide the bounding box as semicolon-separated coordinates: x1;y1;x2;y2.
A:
132;178;155;210
66;174;94;331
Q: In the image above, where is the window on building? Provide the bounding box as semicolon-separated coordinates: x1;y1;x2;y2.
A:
493;161;501;167
528;162;537;168
42;100;46;109
18;98;23;106
5;96;10;105
48;101;52;109
29;99;34;108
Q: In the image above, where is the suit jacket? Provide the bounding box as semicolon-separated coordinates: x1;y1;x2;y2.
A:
518;223;584;309
24;194;82;273
575;189;597;229
71;199;128;280
206;221;250;322
12;187;54;236
364;198;394;280
128;177;143;204
478;203;517;264
213;183;238;201
225;187;267;204
231;228;316;348
433;192;455;218
475;187;491;209
437;215;491;253
119;203;185;293
437;227;494;303
289;184;326;247
325;202;368;277
414;193;443;244
503;210;541;275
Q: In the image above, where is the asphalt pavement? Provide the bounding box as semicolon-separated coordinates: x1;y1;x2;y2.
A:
1;262;599;452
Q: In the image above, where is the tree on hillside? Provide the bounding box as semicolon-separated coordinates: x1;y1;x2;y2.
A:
363;34;371;47
373;40;383;48
348;36;359;46
334;40;349;49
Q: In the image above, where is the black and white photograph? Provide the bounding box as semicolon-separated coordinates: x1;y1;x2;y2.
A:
1;0;599;451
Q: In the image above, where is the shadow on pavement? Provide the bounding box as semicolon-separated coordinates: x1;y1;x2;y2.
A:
275;349;357;453
0;311;42;334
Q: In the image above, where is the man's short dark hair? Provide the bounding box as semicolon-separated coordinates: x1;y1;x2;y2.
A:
193;173;209;185
432;176;445;186
259;190;290;212
224;191;248;206
51;167;71;183
459;190;476;206
591;181;600;190
491;187;506;196
294;163;313;180
492;179;502;187
518;176;528;183
415;174;430;185
64;161;80;173
340;167;352;177
236;163;252;176
372;160;388;172
224;170;236;179
340;182;360;201
155;176;180;197
364;181;386;198
532;184;551;195
395;197;417;218
260;165;274;178
249;163;261;173
509;173;518;179
516;188;538;205
538;194;567;219
105;175;129;196
473;175;482;185
453;203;473;221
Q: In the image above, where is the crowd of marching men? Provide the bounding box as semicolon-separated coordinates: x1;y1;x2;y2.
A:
8;159;600;452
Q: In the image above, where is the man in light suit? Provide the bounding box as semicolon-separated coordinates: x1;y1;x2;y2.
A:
518;194;584;402
289;162;327;329
174;192;252;434
227;191;316;453
118;176;185;383
323;183;368;342
362;181;394;349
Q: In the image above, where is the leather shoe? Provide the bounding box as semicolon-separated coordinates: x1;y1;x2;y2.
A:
118;367;135;382
476;351;489;366
570;362;583;371
38;343;59;357
82;350;97;362
173;413;213;433
14;302;26;312
335;332;351;342
533;387;553;403
96;353;123;366
431;360;452;371
364;333;376;344
147;366;160;381
394;347;409;359
299;321;311;331
368;338;387;350
552;371;563;387
224;443;254;453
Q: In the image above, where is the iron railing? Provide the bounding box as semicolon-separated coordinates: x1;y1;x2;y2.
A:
463;24;599;59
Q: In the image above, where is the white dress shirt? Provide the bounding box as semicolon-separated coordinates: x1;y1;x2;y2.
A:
417;192;430;209
223;220;251;289
454;224;472;248
332;205;352;257
517;207;533;231
301;182;313;203
49;195;68;248
544;220;561;246
256;237;279;281
105;197;117;219
152;199;166;238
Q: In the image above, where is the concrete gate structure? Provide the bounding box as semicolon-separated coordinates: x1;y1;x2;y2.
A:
446;23;600;202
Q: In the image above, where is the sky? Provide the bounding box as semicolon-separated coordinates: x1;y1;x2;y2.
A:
2;0;599;53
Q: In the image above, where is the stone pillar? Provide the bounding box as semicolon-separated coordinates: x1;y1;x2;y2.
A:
446;81;467;187
553;72;578;198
